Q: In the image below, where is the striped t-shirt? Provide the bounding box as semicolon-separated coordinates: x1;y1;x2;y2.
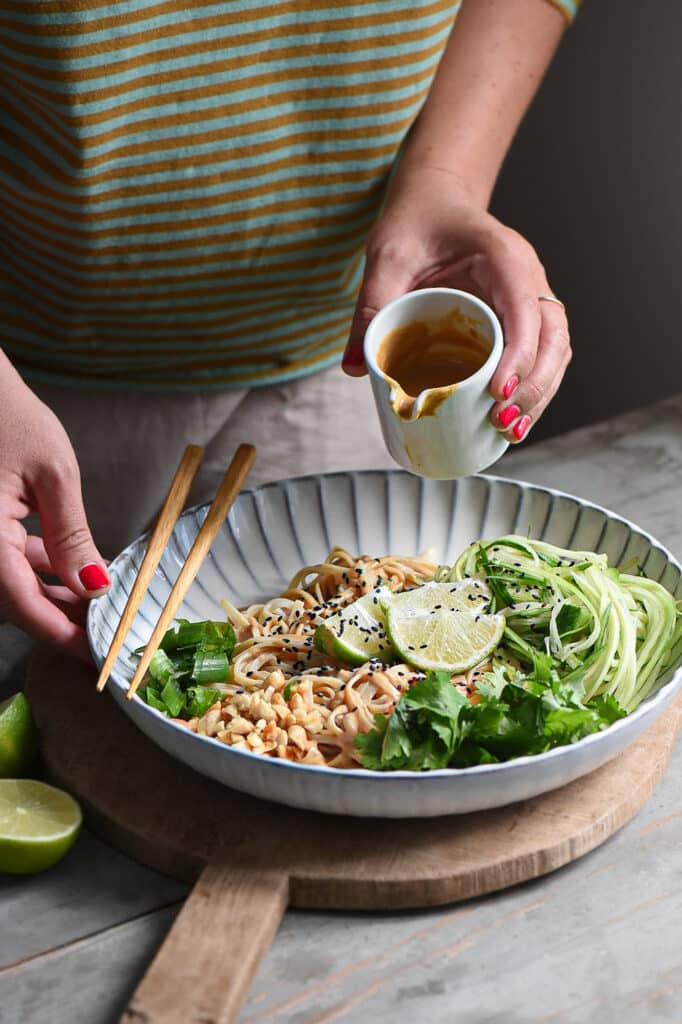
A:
0;0;578;391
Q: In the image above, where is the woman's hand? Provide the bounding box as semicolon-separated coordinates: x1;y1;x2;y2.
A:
0;353;109;660
342;0;571;441
342;167;571;443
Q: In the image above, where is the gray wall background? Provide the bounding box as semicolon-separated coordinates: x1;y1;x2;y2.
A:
490;0;681;443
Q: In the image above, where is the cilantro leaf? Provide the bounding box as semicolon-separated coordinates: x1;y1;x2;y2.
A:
402;672;469;720
589;693;627;725
355;665;628;771
185;686;222;718
355;715;389;770
160;675;185;718
556;603;592;639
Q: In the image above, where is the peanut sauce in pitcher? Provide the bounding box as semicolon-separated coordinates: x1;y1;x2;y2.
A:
376;307;490;419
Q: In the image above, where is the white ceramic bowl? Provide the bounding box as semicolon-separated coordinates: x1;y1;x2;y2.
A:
87;472;682;818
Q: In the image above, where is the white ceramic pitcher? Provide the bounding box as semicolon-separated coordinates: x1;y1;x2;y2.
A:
363;287;508;479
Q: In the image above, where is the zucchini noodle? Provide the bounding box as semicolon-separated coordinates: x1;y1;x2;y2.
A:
448;535;679;713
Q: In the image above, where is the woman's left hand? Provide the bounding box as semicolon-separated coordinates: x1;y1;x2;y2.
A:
342;167;572;443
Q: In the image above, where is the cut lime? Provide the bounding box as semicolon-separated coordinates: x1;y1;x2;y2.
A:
0;779;82;875
314;587;394;665
382;580;505;673
0;692;38;778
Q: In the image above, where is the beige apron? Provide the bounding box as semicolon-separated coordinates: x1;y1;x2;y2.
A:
33;366;393;558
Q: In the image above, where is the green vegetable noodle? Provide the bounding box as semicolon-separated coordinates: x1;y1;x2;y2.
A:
359;535;679;771
449;536;679;713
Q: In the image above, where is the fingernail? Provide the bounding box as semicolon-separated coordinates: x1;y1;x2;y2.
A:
79;563;110;591
513;415;532;441
498;404;521;429
503;375;519;400
342;345;365;370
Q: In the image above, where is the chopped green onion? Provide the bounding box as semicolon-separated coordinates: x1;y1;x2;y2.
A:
148;649;180;687
192;650;231;684
142;686;167;713
283;681;295;701
137;619;237;719
185;686;222;718
160;676;185;718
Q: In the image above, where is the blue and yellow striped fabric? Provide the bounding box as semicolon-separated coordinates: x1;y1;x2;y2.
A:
0;0;578;390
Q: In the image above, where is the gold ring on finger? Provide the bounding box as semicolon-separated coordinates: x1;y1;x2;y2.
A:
538;294;565;309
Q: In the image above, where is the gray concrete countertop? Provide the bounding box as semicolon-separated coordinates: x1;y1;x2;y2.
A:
1;394;681;1024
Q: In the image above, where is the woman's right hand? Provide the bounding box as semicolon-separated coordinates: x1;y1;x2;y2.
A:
0;352;110;660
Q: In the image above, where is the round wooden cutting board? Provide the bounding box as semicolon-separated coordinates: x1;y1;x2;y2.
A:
25;647;682;1024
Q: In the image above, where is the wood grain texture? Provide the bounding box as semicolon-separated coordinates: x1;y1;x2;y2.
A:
124;862;288;1024
126;442;256;700
96;444;205;693
25;647;682;1024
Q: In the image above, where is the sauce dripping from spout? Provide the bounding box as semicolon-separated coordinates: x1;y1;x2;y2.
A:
377;307;490;420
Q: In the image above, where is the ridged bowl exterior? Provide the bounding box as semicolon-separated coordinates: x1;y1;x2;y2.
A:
87;472;682;818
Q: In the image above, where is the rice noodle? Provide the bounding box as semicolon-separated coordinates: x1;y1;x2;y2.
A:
181;547;487;768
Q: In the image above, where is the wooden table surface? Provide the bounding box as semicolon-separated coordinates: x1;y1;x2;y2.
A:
1;394;681;1024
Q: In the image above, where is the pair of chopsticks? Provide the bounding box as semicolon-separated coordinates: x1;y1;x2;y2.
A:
95;443;256;699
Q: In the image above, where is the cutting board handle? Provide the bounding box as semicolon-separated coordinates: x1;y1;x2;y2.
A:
122;860;289;1024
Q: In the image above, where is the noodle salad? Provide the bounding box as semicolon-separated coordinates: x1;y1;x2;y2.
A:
137;538;680;772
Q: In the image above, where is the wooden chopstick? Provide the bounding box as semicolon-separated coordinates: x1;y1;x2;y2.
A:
96;444;206;693
126;442;256;702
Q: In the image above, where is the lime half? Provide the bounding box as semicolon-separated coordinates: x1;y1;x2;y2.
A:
314;587;394;665
0;779;82;874
382;580;504;673
0;692;38;778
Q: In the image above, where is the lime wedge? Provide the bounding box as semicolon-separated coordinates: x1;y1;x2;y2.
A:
382;580;505;673
0;779;82;874
314;587;394;665
0;692;38;778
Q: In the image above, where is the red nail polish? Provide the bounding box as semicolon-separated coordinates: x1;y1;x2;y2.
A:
503;375;519;400
513;415;532;441
79;563;110;591
498;404;520;429
342;345;365;369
